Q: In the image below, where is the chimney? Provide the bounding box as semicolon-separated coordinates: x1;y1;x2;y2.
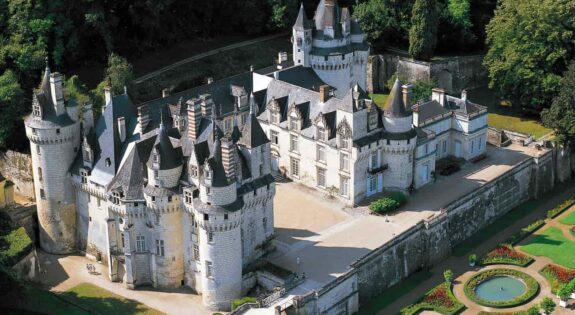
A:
82;102;94;133
402;84;413;111
162;88;170;98
278;52;288;64
431;88;446;107
273;71;279;80
206;77;214;85
200;94;213;119
187;98;202;140
250;65;255;72
104;85;113;111
221;138;236;180
117;117;126;142
50;72;65;115
137;105;150;134
319;85;330;103
461;89;468;101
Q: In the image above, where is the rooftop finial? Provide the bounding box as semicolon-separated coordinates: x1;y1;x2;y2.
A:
249;92;256;116
45;56;50;71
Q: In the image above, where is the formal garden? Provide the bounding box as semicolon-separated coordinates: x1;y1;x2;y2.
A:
396;196;575;315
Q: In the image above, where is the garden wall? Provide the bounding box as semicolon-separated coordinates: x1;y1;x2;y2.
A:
11;248;37;281
0;150;34;199
289;149;556;314
367;50;488;95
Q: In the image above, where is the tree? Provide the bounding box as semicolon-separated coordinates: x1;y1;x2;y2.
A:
0;70;24;149
540;297;556;314
443;269;454;283
267;0;298;30
105;53;134;96
483;0;575;111
541;62;575;147
353;0;394;43
412;78;436;103
408;0;439;61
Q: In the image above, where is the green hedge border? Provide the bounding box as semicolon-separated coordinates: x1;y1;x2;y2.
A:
547;196;575;219
464;269;539;308
480;256;534;267
400;283;466;315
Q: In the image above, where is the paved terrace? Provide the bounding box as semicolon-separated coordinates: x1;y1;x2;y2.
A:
268;143;544;301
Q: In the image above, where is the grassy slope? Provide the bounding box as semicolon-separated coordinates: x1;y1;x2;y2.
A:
559;207;575;225
61;283;164;315
521;227;575;269
9;285;90;315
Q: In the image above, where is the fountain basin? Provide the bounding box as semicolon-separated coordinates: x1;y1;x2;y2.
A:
464;268;539;308
474;276;526;302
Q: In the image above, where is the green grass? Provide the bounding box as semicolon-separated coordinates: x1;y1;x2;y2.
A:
0;226;33;266
231;296;257;310
356;270;433;315
559;207;575;225
369;93;389;108
61;283;164;315
521;227;575;269
7;285;90;315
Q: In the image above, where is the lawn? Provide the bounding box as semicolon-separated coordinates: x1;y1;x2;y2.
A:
521;227;575;269
60;283;164;315
356;270;432;315
468;87;552;139
559;207;575;225
4;285;90;315
369;93;389;109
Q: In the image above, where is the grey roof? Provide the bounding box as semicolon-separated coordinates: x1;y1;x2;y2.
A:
383;79;411;118
238;104;270;148
207;137;229;188
147;119;183;170
446;95;486;116
413;100;449;124
294;3;312;30
310;42;369;56
109;146;145;200
350;19;363;35
271;66;327;92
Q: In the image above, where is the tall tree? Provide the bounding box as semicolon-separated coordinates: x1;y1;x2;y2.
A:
0;70;24;149
409;0;439;61
541;62;575;147
483;0;575;110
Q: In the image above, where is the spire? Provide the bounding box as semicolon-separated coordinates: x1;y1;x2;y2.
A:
238;93;270;148
231;106;241;142
294;3;311;30
249;92;256;116
40;56;51;94
148;110;183;170
382;78;410;118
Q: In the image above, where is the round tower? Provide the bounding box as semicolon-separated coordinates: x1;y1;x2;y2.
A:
292;3;312;67
25;63;81;254
145;120;185;288
381;79;417;191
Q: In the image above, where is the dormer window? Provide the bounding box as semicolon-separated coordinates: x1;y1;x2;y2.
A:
290;118;300;131
340;136;349;150
111;192;120;205
190;165;198;177
205;168;211;180
83;146;92;162
368;111;378;131
153;152;159;164
105;158;111;167
271;112;280;124
33;104;42;117
317;127;326;142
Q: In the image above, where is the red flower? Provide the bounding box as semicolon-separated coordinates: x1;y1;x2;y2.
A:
543;264;575;284
423;285;455;308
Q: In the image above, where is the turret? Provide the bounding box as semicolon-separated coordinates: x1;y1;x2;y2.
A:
292;3;312;67
146;116;183;189
24;59;81;254
237;94;271;179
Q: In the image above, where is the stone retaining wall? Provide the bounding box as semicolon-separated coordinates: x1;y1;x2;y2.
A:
0;150;34;199
11;248;38;280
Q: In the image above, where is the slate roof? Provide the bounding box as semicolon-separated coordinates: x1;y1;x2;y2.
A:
207;137;229;188
383;78;411;118
147;118;183;170
413;100;449;124
271;66;327;92
109;146;145;200
294;3;312;30
238;98;270;148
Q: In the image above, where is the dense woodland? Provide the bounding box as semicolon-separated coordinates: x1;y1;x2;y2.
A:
0;0;574;151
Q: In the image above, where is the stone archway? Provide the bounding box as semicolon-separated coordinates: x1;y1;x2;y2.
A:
437;69;453;94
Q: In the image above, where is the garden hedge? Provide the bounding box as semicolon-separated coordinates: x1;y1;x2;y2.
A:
464;269;539;308
400;283;465;315
547;196;575;219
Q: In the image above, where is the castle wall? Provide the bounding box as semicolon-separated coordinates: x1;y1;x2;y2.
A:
0;150;34;199
76;191;110;265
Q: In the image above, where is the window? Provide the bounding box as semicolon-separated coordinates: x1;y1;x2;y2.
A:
470;140;475;154
340;136;349;150
32;128;37;135
155;240;165;256
368;113;377;130
270;130;279;145
135;236;146;252
478;137;483;150
184;191;192;204
340;176;349;197
97;198;101;208
317;127;325;141
33;104;41;117
443;140;447;153
80;170;88;184
290;119;299;131
317;145;326;162
340;153;349;172
56;129;60;135
204;213;209;221
241;114;248;125
208;232;214;243
206;261;213;278
224;119;231;132
317;167;326;187
369;176;377;193
38;167;43;181
36;145;41;155
190;165;198;177
40;189;45;199
263;217;268;233
271;112;280;124
121;233;126;249
111;192;120;205
154;170;159;180
290;134;299;152
153;152;159;163
370;151;378;169
291;157;300;178
424;143;429;154
193;244;200;261
105;158;111;167
436;143;440;157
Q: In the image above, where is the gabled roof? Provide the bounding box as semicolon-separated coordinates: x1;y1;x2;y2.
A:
383;78;411;118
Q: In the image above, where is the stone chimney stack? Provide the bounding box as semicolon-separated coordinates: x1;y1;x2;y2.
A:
104;85;113;111
162;88;170;98
319;85;330;103
138;105;150;134
117;117;126;142
200;94;213;119
206;77;214;85
431;88;446;107
221;138;236;180
461;89;468;101
50;72;65;115
402;84;413;111
82;102;94;133
187;98;202;140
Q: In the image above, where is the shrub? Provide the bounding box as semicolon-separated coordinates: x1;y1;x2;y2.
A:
469;254;477;266
389;192;407;205
0;227;34;266
540;297;555;313
464;268;539;308
504;219;545;245
443;269;454;284
481;245;534;266
546;196;575;219
369;198;400;214
400;282;464;315
231;297;257;311
540;264;575;293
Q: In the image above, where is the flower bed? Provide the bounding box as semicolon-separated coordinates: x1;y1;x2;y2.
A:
547;196;575;219
481;245;534;267
540;264;575;294
464;269;539;308
400;283;465;315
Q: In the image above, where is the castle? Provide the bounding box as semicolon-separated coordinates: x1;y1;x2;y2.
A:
25;0;488;311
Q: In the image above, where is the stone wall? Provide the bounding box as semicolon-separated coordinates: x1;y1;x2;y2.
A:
368;50;488;95
11;248;38;280
0;150;34;199
289;149;556;314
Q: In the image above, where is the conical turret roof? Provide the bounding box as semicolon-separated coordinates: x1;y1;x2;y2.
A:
294;3;312;30
238;93;269;148
148;112;183;170
383;78;411;118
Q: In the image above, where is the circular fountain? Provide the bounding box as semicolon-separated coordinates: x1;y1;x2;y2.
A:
464;269;539;308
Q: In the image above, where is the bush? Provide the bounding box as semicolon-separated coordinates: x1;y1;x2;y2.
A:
504;219;545;245
469;254;477;266
464;268;539;308
546;196;575;219
0;227;34;266
443;269;454;283
400;283;465;315
369;198;400;214
231;297;257;311
540;297;555;313
540;264;575;294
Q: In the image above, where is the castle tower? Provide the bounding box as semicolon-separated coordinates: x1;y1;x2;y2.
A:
24;61;81;254
381;78;417;191
145;119;185;288
292;3;312;67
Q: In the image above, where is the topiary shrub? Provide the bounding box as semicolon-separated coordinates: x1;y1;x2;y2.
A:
369;198;400;214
